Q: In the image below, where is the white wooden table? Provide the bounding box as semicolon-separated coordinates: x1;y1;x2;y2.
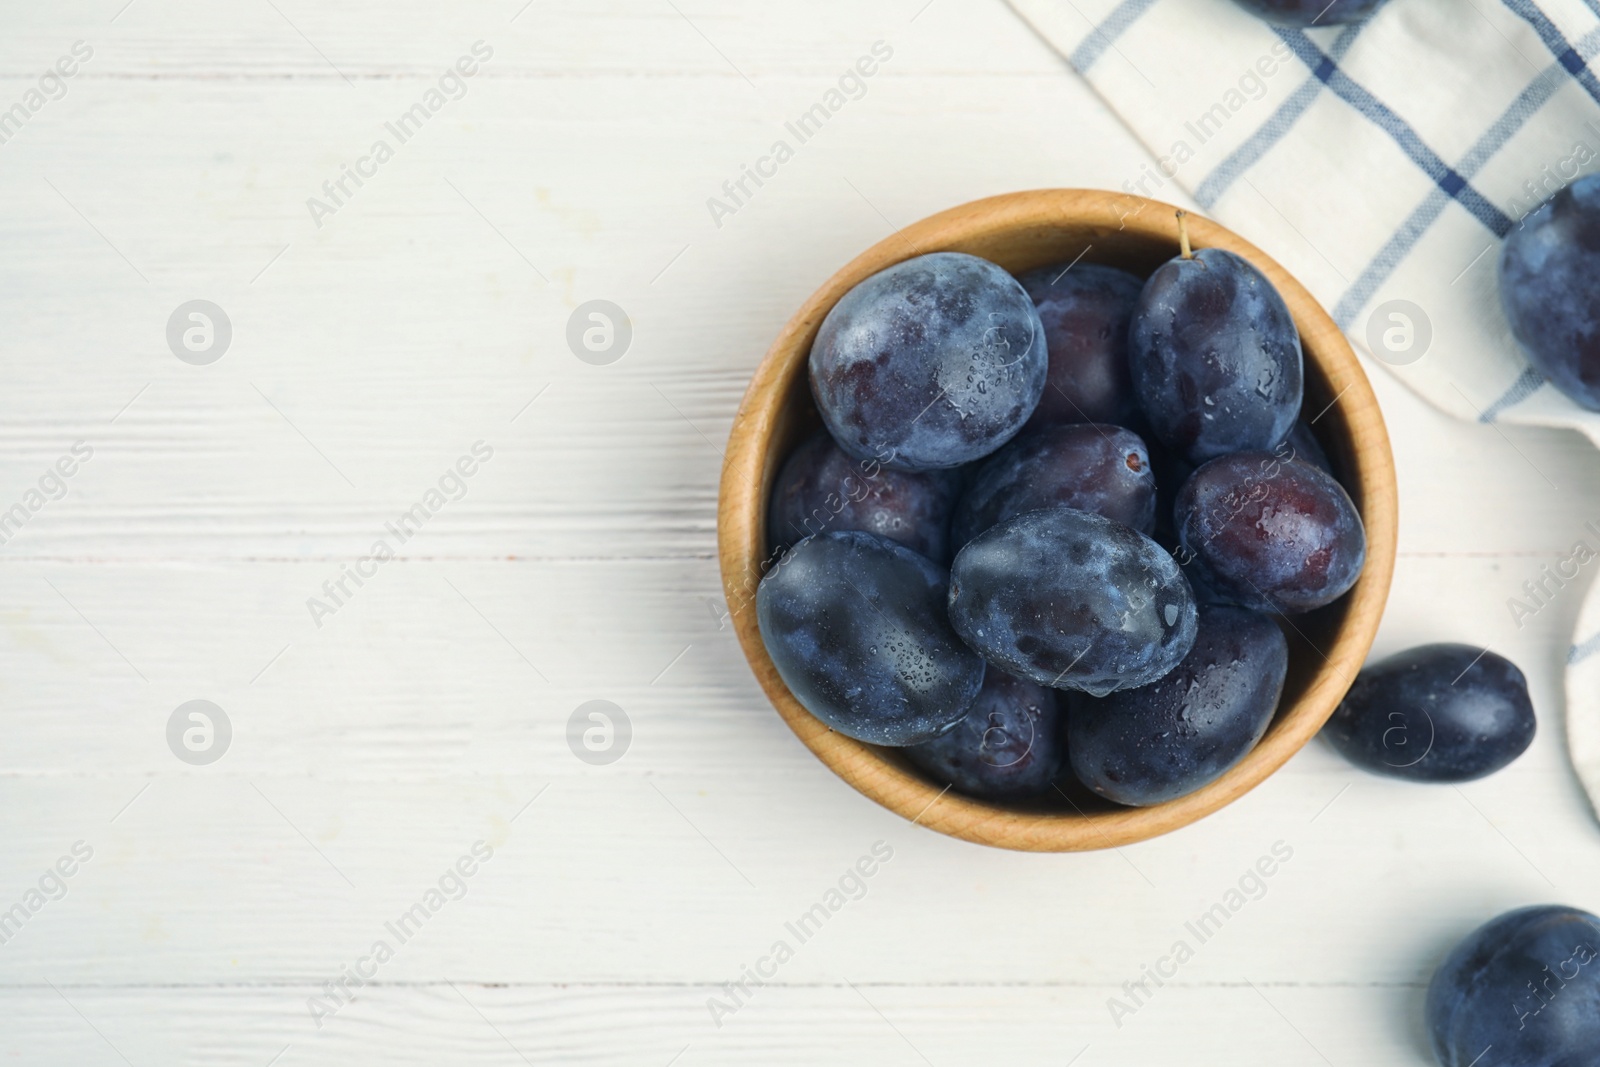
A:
3;2;1599;1063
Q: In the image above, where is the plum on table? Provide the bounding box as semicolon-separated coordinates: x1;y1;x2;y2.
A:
948;506;1197;697
951;423;1157;549
768;430;959;562
757;531;984;746
1427;905;1600;1066
1322;643;1535;782
1068;604;1287;806
906;669;1066;801
809;252;1047;471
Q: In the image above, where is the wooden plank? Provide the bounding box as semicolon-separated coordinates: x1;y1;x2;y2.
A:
0;983;1426;1065
0;0;1076;79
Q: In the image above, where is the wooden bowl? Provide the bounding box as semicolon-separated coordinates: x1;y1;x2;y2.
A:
716;189;1397;851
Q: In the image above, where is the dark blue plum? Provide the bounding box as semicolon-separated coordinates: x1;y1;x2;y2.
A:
809;252;1047;471
1322;644;1535;782
1427;905;1600;1066
768;431;959;562
905;670;1066;801
948;507;1197;697
1279;420;1333;475
1016;262;1143;427
1130;243;1303;463
757;531;984;745
1068;605;1287;806
1176;451;1365;614
1230;0;1391;25
951;423;1156;549
1159;436;1320;554
1500;174;1600;412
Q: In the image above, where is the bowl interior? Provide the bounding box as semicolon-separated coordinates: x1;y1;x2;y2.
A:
720;190;1396;850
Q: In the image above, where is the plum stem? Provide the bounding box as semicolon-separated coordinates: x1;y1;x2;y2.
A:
1176;210;1193;260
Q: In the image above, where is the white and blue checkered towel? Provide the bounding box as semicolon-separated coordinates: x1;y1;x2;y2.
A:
1004;0;1600;816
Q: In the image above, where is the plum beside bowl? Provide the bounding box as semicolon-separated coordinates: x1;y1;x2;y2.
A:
716;189;1398;851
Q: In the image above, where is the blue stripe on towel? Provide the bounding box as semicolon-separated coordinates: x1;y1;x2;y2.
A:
1069;0;1164;72
1330;30;1600;327
1194;25;1366;208
1273;30;1516;236
1479;366;1548;422
1500;0;1600;108
1570;629;1600;664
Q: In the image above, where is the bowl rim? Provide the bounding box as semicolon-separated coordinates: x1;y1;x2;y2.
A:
716;188;1398;851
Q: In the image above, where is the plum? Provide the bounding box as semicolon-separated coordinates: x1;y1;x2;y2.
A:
1129;218;1303;464
948;507;1197;696
1279;420;1333;475
809;252;1047;471
757;531;984;745
1427;905;1600;1066
1068;604;1287;806
1230;0;1392;25
1500;173;1600;412
906;670;1066;801
951;423;1157;549
1176;450;1366;614
1322;644;1535;782
1016;262;1143;427
768;430;959;562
